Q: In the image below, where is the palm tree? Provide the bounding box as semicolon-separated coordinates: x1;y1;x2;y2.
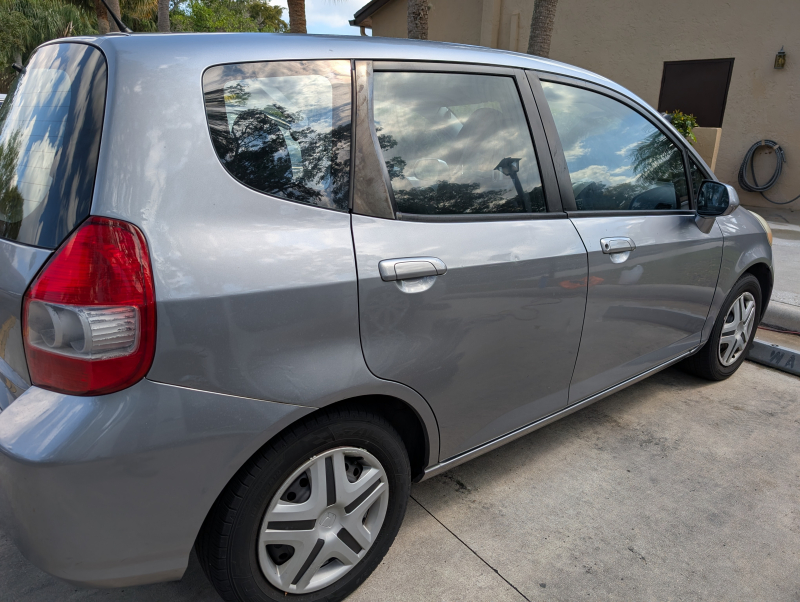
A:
0;0;95;63
157;0;168;31
526;0;558;58
287;0;305;33
407;0;427;39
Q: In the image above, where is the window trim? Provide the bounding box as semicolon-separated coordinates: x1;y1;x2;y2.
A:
351;60;563;221
527;71;697;214
397;211;568;223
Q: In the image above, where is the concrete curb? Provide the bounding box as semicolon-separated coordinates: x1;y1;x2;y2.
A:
748;341;800;376
762;300;800;332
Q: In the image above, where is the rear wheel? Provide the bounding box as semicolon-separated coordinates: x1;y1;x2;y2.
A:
680;273;761;380
197;408;410;602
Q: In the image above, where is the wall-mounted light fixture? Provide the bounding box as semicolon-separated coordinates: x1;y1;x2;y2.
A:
774;47;786;69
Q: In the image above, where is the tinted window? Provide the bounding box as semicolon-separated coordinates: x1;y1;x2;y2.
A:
0;43;106;248
203;60;351;211
373;72;545;215
689;158;706;200
542;82;689;212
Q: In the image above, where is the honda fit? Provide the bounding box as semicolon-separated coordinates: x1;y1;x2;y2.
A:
0;34;772;602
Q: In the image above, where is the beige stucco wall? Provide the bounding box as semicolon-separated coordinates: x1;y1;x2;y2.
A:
371;0;484;45
367;0;800;209
547;0;800;209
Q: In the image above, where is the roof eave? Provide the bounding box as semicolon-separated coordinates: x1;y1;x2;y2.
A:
352;0;392;26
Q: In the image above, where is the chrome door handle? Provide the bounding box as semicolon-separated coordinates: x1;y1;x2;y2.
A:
600;237;636;254
378;257;447;281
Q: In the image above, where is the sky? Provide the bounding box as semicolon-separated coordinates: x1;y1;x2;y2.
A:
270;0;371;36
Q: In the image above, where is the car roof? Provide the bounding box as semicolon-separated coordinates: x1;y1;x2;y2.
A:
61;32;629;94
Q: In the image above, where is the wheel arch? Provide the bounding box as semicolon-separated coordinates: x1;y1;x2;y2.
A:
195;391;436;546
744;261;773;318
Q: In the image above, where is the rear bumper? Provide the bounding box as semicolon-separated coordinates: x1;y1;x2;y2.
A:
0;378;312;587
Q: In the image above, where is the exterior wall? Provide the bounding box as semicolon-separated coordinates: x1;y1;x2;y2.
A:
370;0;408;38
547;0;800;209
371;0;484;45
366;0;800;209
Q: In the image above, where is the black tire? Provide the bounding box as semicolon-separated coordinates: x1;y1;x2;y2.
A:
680;273;762;381
196;407;411;602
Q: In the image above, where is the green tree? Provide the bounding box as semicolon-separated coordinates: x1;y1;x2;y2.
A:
171;0;287;32
0;0;95;74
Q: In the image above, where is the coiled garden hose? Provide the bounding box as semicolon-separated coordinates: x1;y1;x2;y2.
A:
738;140;800;204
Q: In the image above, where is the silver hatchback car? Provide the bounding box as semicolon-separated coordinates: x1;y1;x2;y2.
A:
0;34;772;601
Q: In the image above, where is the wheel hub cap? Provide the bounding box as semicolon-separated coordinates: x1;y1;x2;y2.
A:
718;291;756;367
258;447;389;594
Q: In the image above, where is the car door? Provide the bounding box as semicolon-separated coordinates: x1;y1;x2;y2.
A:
350;62;588;461
529;73;724;403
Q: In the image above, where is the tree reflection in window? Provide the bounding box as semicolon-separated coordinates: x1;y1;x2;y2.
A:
373;72;546;215
0;131;24;240
541;82;690;212
203;61;351;211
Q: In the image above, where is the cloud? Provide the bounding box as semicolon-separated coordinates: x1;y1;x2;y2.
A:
563;140;588;161
271;0;365;35
569;164;632;186
616;141;641;157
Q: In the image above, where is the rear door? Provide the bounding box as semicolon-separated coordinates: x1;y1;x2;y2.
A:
529;73;723;403
0;43;107;407
350;62;587;461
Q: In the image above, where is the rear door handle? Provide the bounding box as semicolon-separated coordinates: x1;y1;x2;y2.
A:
600;237;636;254
378;257;447;281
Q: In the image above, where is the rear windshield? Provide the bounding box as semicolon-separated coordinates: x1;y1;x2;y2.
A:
0;43;106;248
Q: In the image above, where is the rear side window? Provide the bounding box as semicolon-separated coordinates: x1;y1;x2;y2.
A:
203;60;351;211
0;43;106;248
541;81;689;212
372;71;545;215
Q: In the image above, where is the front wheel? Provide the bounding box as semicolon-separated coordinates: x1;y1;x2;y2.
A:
196;408;411;602
680;273;762;380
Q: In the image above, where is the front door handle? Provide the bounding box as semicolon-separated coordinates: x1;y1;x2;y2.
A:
600;237;636;254
378;257;447;281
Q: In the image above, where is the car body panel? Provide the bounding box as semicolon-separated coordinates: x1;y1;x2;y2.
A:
704;208;774;342
0;378;312;587
0;239;51;406
69;36;439;456
352;214;587;459
567;214;723;402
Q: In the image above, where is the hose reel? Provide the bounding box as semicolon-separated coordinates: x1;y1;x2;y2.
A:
738;140;800;205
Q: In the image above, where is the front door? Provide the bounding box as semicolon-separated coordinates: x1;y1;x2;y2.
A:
535;77;724;403
351;64;588;460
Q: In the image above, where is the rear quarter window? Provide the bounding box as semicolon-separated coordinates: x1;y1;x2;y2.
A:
203;60;352;211
0;43;106;248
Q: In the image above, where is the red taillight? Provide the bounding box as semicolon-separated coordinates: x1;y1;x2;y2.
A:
22;217;156;396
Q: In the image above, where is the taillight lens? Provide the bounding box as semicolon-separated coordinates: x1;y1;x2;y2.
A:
22;217;156;396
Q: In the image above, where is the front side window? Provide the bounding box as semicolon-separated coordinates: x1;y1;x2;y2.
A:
541;81;689;211
203;60;351;211
373;71;545;215
689;158;706;200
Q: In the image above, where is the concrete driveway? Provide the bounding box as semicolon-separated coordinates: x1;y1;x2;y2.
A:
2;361;798;601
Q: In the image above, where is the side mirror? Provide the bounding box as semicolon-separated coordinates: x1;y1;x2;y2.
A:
696;180;740;217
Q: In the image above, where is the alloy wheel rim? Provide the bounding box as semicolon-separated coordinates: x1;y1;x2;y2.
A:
718;291;756;367
258;447;389;594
